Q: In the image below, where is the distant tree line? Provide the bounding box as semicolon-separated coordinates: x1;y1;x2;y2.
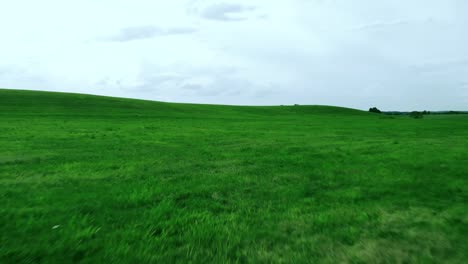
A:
409;111;424;119
368;107;467;119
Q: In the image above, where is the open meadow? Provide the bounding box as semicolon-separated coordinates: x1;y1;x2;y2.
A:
1;89;467;263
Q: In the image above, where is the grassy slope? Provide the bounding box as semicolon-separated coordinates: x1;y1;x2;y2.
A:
0;89;467;263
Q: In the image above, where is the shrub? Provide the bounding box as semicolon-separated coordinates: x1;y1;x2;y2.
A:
369;107;382;114
409;111;424;119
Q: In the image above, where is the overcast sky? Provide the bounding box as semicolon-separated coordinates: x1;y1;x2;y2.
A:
1;0;467;110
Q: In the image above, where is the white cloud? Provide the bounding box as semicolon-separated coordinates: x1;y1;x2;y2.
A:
199;3;257;21
105;26;198;42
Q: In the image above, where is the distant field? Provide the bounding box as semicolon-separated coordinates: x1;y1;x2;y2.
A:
1;89;467;263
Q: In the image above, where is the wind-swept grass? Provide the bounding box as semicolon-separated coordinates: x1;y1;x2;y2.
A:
1;89;467;263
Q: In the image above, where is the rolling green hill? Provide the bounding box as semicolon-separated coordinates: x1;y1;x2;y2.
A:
1;89;467;263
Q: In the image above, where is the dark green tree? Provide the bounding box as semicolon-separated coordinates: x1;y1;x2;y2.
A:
369;107;382;114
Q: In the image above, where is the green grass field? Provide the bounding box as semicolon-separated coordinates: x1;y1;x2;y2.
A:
1;89;467;263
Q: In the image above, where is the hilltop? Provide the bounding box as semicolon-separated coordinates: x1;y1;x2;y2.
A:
0;88;366;117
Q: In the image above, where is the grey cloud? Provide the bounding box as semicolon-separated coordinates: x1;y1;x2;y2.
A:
108;26;197;42
180;77;261;97
180;83;225;96
126;64;275;104
349;17;443;32
128;74;186;93
0;66;53;91
200;3;257;21
410;58;468;74
350;19;410;31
